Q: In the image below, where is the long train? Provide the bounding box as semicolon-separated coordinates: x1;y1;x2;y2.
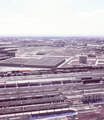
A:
1;64;104;77
0;66;98;77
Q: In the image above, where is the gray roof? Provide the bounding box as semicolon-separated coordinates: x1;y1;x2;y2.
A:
0;57;65;68
24;57;65;67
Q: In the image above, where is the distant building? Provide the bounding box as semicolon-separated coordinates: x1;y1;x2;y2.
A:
36;52;47;55
88;54;96;57
79;55;87;64
0;45;18;60
36;51;52;55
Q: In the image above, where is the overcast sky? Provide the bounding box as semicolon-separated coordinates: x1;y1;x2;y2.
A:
0;0;104;36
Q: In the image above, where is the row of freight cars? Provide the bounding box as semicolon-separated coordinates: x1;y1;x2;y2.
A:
1;65;104;77
0;68;88;77
0;102;71;115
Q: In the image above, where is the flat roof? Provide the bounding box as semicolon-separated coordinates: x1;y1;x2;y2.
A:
24;57;65;67
0;66;50;72
0;57;28;64
0;57;65;68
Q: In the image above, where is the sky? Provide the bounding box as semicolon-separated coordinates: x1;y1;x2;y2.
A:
0;0;104;36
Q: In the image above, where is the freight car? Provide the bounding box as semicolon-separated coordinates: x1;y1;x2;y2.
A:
82;77;101;84
0;92;61;102
0;96;67;108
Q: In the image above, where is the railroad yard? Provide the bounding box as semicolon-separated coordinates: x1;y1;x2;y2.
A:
0;71;104;120
0;0;104;117
0;37;104;120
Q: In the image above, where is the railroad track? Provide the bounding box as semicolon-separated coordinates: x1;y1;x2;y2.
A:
0;74;104;119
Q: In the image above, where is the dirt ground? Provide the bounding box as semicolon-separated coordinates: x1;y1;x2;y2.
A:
16;46;91;57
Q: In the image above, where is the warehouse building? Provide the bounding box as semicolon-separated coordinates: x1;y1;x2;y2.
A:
0;45;18;59
36;51;52;55
0;57;65;68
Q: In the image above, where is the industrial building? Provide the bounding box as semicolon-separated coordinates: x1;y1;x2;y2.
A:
0;57;65;68
88;54;96;57
79;55;87;64
0;45;18;60
36;51;52;55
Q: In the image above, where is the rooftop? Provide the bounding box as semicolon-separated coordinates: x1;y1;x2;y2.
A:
0;57;65;68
